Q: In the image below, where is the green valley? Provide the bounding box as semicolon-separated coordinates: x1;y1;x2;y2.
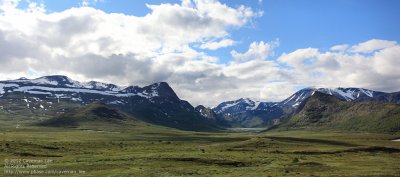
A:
1;123;400;176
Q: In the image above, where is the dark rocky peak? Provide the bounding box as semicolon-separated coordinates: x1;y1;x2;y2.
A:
195;105;207;111
143;82;179;100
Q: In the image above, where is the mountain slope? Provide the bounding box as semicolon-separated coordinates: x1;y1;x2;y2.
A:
39;102;133;128
277;92;400;133
195;105;230;127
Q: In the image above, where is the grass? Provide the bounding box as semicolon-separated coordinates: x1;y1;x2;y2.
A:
1;123;400;177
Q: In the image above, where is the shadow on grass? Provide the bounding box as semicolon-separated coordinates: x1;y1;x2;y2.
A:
269;146;400;155
17;152;62;157
163;157;253;167
266;136;357;146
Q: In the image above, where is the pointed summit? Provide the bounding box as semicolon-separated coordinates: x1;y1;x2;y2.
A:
144;82;179;100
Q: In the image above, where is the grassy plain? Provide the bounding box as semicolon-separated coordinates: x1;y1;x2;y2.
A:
1;123;400;177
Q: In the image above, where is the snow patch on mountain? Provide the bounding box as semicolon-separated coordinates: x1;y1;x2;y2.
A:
22;98;29;108
334;88;355;101
81;81;124;91
219;102;240;113
0;83;19;94
250;101;261;110
360;88;374;97
214;98;277;114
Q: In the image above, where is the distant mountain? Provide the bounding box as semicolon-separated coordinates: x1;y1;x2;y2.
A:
280;87;399;107
213;98;291;127
275;92;400;133
213;98;262;114
0;75;218;131
195;105;230;127
213;87;400;128
195;105;218;120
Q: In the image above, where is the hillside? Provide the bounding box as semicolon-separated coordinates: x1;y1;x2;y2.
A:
276;92;400;133
38;102;138;128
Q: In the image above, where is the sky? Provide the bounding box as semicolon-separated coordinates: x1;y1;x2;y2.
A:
0;0;399;107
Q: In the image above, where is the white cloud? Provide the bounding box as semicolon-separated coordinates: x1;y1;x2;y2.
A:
373;45;400;77
199;38;235;50
277;39;400;94
350;39;397;53
80;0;104;7
223;59;279;80
231;40;279;62
278;47;319;68
330;44;349;51
260;82;296;101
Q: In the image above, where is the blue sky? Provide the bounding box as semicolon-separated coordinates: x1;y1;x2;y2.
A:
1;0;400;106
20;0;400;63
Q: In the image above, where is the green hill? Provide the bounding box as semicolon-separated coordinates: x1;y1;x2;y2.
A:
276;92;400;133
38;102;140;128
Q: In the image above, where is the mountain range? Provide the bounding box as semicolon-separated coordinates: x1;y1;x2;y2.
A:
213;87;400;127
0;75;217;131
1;75;399;132
275;92;400;132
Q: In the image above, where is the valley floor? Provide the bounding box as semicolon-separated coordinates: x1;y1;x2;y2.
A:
1;126;400;177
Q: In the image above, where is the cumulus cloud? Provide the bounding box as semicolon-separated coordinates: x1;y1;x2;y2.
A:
278;48;319;68
260;82;297;101
350;39;397;53
231;40;279;62
373;45;400;77
330;44;349;51
199;38;235;50
277;39;400;94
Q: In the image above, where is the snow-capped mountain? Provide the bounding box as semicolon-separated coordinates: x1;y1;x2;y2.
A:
280;87;395;107
213;98;261;114
213;98;284;114
0;75;217;131
3;75;122;91
0;75;173;102
213;87;400;128
213;98;288;127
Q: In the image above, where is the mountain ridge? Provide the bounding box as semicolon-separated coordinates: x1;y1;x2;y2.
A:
274;91;400;133
212;87;400;128
1;75;399;131
0;75;218;131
